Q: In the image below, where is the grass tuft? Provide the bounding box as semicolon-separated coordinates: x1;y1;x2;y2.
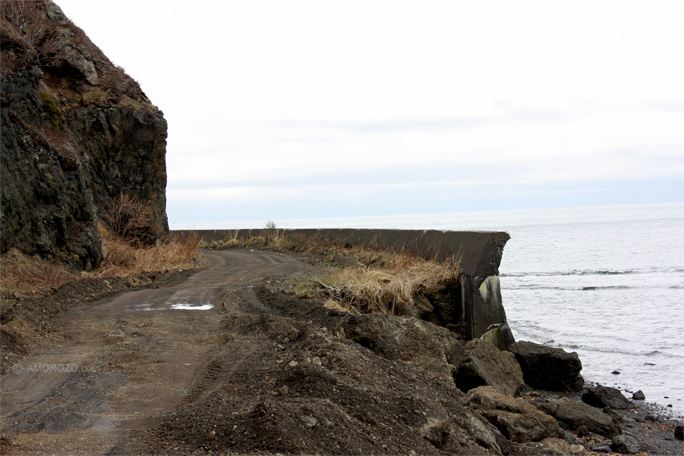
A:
317;252;458;315
0;249;79;296
96;225;199;277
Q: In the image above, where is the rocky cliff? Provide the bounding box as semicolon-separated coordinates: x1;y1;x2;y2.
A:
1;0;168;269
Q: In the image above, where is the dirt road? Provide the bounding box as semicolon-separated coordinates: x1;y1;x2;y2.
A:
1;250;302;455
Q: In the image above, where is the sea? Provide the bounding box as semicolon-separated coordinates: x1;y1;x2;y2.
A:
194;203;684;416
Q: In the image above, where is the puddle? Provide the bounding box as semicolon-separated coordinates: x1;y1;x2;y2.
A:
169;303;214;310
127;302;214;311
129;303;155;311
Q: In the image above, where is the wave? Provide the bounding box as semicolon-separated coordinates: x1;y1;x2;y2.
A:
581;286;631;291
506;285;636;291
506;283;684;291
502;267;684;278
530;343;684;359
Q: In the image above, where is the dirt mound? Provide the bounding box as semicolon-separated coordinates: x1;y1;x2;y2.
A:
144;288;497;455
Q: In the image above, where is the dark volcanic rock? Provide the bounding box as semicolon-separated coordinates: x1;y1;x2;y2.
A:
582;386;633;410
536;400;621;438
632;390;645;401
610;434;640;454
675;425;684;441
509;341;584;392
466;386;564;443
1;0;168;268
454;339;524;396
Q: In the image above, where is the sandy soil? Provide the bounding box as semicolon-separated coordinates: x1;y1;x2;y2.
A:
1;249;682;455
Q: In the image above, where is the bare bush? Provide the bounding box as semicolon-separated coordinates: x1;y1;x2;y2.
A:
103;193;155;243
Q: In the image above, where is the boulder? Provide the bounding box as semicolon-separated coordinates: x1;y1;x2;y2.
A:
341;314;465;382
582;386;633;410
632;390;645;401
461;411;503;454
536;400;621;438
675;425;684;441
610;434;640;454
466;386;564;443
454;339;524;396
508;341;584;392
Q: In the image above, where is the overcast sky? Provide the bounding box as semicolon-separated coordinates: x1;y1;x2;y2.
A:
57;0;684;228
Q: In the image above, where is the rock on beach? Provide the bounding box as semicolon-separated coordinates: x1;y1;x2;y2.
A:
509;341;584;392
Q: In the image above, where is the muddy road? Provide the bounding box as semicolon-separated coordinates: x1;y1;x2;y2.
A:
1;250;302;455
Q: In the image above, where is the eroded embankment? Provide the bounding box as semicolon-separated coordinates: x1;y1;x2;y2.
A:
2;248;682;455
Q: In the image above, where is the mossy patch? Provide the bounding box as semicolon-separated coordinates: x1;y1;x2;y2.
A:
40;92;66;129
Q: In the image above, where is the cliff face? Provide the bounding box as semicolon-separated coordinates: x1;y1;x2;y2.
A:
1;0;168;269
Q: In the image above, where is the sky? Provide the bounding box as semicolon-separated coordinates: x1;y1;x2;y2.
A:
56;0;684;228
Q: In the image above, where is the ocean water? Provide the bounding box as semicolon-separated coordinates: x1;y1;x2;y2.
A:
264;203;684;415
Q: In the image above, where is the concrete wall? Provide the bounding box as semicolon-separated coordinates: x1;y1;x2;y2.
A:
182;228;514;344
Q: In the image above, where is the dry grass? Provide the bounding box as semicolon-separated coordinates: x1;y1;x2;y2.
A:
96;225;199;277
317;252;459;315
1;227;200;296
0;249;79;296
201;229;293;251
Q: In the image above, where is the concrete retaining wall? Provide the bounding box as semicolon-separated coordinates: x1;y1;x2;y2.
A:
181;228;514;344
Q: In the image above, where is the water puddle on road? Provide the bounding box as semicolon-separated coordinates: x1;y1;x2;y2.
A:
169;303;214;310
127;302;215;311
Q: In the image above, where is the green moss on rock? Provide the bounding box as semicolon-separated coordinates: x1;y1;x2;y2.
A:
40;92;66;129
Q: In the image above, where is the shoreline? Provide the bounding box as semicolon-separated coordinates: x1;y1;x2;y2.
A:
520;380;683;455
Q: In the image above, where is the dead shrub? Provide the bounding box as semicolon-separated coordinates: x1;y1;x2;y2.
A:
103;193;155;244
